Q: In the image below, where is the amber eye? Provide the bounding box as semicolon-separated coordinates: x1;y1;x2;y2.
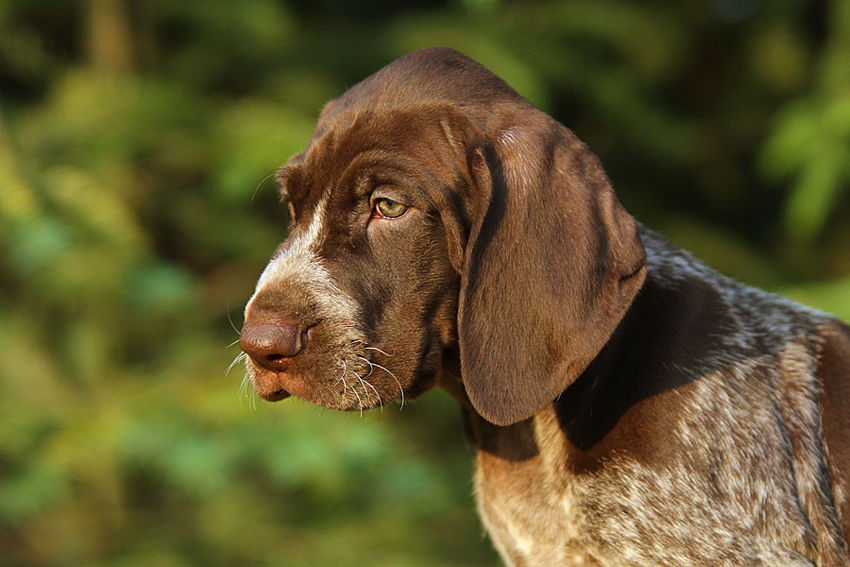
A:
374;198;409;219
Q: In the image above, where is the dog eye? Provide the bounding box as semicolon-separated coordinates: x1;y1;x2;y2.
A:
373;198;409;219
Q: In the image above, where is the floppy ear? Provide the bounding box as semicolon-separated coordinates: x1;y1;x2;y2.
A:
458;116;647;426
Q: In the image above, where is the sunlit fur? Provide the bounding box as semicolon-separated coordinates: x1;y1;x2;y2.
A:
241;48;850;566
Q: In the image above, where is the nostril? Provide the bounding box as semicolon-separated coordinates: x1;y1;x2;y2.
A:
265;354;290;371
239;320;306;372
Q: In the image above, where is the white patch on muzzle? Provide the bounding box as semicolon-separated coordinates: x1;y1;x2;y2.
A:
246;193;359;324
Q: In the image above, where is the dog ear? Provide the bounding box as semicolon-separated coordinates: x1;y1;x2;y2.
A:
458;117;647;426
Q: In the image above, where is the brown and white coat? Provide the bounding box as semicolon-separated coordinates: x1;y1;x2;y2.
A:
239;48;850;566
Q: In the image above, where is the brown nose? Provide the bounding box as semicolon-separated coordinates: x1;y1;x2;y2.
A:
239;319;306;372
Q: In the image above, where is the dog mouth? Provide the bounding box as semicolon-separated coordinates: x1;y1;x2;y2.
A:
260;387;291;402
248;364;295;402
242;345;400;411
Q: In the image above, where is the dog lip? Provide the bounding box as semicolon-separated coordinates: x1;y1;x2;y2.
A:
260;388;291;402
250;366;295;401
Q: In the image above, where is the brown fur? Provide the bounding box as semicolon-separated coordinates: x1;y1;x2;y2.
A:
240;48;850;566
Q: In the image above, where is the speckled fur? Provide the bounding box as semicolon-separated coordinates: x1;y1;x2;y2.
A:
241;48;850;566
465;231;850;566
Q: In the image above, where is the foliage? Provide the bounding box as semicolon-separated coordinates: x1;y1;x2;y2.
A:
1;0;849;565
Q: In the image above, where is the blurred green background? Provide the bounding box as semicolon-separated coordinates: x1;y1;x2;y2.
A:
1;0;850;565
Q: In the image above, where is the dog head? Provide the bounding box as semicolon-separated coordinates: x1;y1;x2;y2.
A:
240;48;647;425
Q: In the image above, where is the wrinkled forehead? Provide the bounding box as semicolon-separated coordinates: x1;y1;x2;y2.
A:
276;107;468;207
273;47;531;210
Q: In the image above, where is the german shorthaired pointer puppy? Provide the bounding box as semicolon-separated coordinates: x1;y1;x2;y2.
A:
239;47;850;566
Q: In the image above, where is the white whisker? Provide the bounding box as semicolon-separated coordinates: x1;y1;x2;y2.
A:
238;373;258;411
356;372;382;411
336;360;349;399
345;363;364;416
364;346;394;357
370;360;404;410
226;352;248;376
357;355;375;379
226;303;243;336
252;169;278;206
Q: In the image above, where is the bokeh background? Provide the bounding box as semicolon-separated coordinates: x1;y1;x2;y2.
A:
2;0;850;565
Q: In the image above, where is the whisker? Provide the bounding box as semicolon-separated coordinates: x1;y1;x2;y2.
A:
370;361;404;410
356;372;382;412
357;355;375;379
238;373;258;411
252;169;279;206
226;352;248;376
364;346;394;357
340;360;366;416
336;360;349;399
351;383;364;417
226;303;243;336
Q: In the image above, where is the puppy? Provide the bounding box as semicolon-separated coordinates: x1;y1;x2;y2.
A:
240;47;850;566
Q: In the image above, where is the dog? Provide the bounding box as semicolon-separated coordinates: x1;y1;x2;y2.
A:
239;47;850;566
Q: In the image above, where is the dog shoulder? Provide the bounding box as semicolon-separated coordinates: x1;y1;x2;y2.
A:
816;319;850;544
525;227;850;564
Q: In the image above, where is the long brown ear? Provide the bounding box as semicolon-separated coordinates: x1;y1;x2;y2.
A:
458;115;647;426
